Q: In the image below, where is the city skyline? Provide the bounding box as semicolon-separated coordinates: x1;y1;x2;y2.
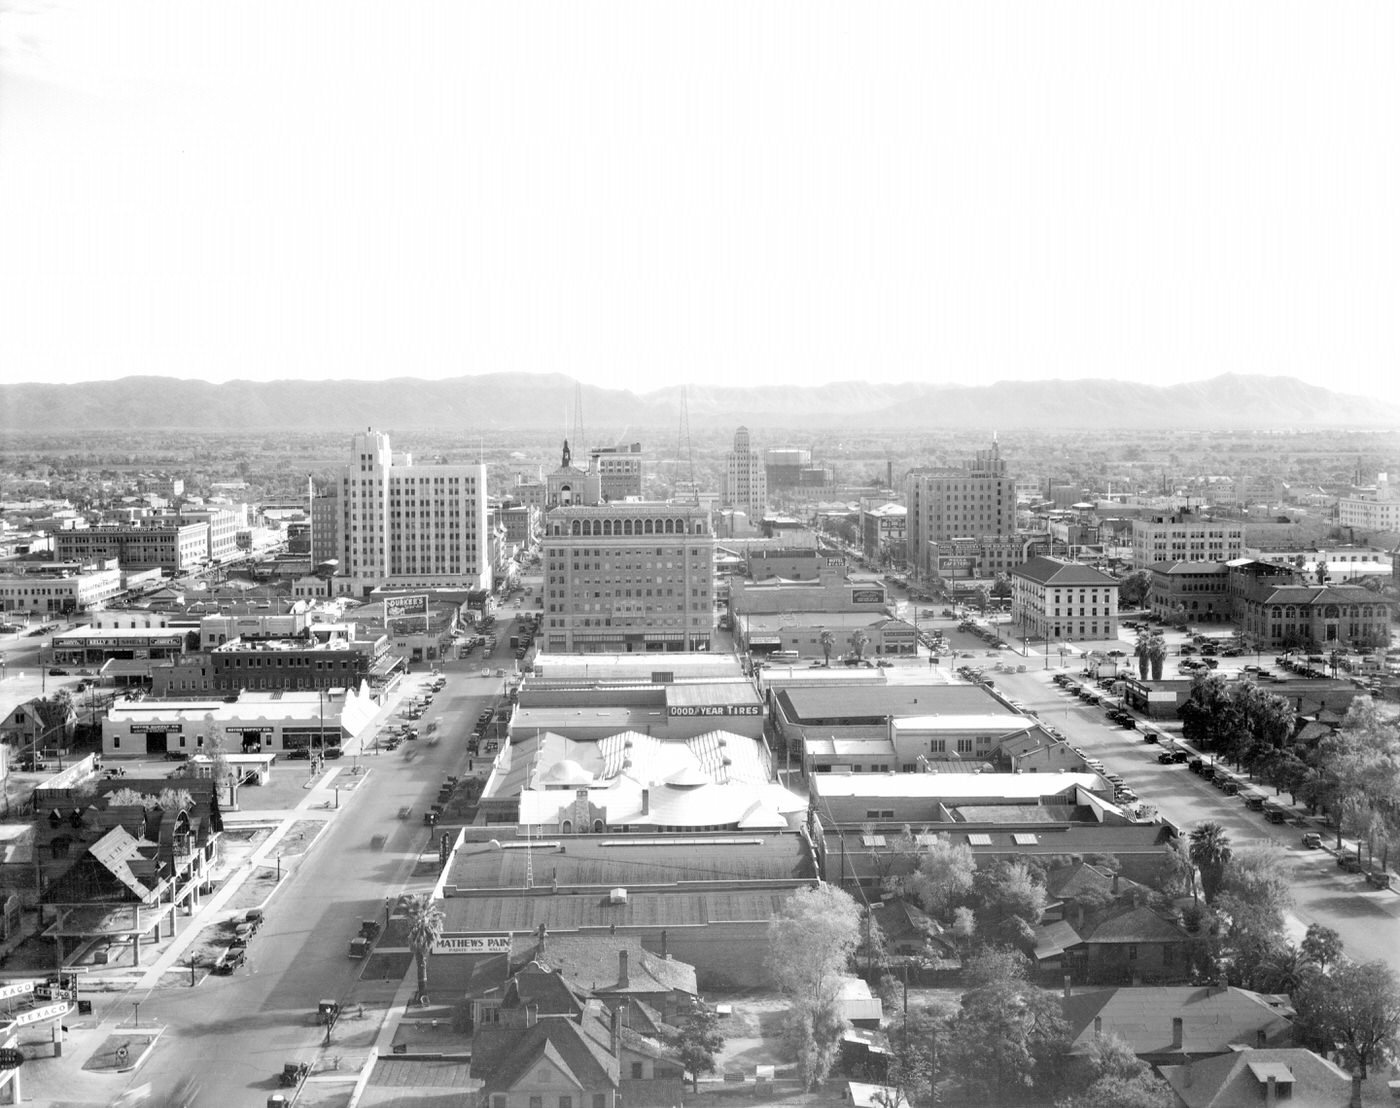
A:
2;2;1399;404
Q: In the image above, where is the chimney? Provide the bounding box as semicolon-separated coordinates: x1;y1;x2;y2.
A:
1172;1017;1183;1049
1257;1030;1267;1048
1112;873;1120;894
1351;1073;1364;1108
1063;975;1072;999
1074;903;1084;929
618;950;630;988
641;789;649;816
1265;1075;1277;1108
1093;1016;1102;1035
661;930;669;960
526;1002;538;1028
537;923;548;958
610;1004;621;1057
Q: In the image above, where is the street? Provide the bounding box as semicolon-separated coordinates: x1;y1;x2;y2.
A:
91;659;505;1108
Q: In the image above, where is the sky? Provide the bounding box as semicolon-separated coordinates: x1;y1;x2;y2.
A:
1;1;1398;402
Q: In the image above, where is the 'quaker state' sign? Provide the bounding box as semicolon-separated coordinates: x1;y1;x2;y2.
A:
385;594;428;618
0;1048;23;1070
433;935;511;956
851;588;885;604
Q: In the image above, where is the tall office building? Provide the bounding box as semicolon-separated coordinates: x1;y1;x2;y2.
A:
336;430;490;597
904;439;1017;583
722;426;767;519
588;442;645;502
542;502;714;653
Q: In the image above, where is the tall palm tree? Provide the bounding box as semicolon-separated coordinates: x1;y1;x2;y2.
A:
849;628;871;661
1188;821;1232;905
403;894;445;1001
819;629;836;666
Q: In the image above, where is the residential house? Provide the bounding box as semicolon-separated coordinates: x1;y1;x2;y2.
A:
1157;1048;1365;1108
1061;985;1295;1065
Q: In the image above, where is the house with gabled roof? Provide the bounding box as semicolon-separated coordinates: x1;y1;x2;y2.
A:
1060;984;1295;1064
1157;1047;1366;1108
512;935;698;1025
472;999;685;1108
1076;903;1196;985
39;794;216;969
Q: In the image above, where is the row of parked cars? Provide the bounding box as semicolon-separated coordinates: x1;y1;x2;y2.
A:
213;909;263;974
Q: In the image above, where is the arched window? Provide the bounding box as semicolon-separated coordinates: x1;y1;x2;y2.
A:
664;519;674;534
592;819;604;833
560;819;572;835
623;519;633;535
1323;604;1340;619
571;520;581;536
643;519;653;534
590;520;601;536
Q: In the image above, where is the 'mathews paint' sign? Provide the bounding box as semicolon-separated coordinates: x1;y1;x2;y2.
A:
432;935;511;955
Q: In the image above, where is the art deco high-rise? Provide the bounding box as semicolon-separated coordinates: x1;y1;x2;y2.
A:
721;426;767;521
336;430;490;596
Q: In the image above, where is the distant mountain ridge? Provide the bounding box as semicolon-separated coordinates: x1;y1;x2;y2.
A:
0;373;1393;432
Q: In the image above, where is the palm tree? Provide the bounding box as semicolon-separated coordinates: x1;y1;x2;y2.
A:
1148;633;1167;681
404;894;445;1001
849;628;871;661
819;629;836;666
1188;821;1232;905
1134;630;1152;680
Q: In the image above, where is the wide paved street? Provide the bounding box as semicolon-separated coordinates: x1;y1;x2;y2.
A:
89;661;505;1108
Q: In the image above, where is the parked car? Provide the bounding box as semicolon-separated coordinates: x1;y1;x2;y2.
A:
1301;832;1323;849
286;749;311;760
323;746;344;759
214;948;246;975
47;667;68;676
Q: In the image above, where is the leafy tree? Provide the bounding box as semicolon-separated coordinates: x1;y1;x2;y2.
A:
1219;840;1294;935
403;893;445;1001
906;835;976;918
946;977;1070;1104
1118;570;1152;609
1300;923;1343;972
665;1003;725;1091
973;860;1047;950
1188;822;1232;905
156;788;194;812
1057;1030;1174;1108
819;628;836;665
962;944;1031;988
767;884;862;1090
1295;959;1400;1078
951;906;976;952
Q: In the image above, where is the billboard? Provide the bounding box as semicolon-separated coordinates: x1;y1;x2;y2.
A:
385;594;428;618
851;588;885;605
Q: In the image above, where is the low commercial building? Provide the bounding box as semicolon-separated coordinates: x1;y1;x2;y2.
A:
49;626;197;686
510;683;764;744
101;687;376;757
431;829;818;989
0;563;126;616
811;772;1110;826
741;613;917;658
479;728;802;832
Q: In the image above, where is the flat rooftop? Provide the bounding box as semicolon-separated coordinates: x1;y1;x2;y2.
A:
813;772;1100;799
778;683;1014;724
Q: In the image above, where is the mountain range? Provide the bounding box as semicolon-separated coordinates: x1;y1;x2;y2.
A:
0;373;1395;433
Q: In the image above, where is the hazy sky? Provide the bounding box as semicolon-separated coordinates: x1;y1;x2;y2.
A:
2;2;1398;401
